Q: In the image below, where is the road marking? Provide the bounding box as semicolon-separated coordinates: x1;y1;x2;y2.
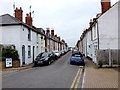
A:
70;66;83;90
70;68;81;90
74;69;82;89
81;71;85;88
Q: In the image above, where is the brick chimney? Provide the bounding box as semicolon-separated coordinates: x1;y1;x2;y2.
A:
46;28;50;36
25;13;32;26
55;34;57;37
51;30;54;36
57;36;60;41
14;7;23;21
62;39;65;43
101;0;111;13
43;30;45;34
58;36;60;41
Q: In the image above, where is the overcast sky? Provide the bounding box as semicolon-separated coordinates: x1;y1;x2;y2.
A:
0;0;118;47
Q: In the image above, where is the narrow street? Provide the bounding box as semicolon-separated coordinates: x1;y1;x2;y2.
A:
2;52;84;88
1;0;119;89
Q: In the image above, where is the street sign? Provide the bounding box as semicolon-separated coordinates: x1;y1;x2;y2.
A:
6;58;12;67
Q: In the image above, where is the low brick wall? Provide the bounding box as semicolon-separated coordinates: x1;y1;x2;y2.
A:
13;60;20;68
0;60;20;69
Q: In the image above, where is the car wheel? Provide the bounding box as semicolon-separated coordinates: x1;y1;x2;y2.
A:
48;60;51;65
82;63;85;66
70;62;72;65
34;63;37;67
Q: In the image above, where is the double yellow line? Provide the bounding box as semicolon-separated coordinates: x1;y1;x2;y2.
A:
70;66;83;90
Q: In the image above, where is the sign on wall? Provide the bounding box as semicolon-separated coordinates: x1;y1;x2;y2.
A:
6;58;12;67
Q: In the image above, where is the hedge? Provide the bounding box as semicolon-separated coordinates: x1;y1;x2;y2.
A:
2;47;19;61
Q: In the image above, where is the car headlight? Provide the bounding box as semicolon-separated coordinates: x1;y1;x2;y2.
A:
45;58;49;61
70;58;73;61
34;59;38;62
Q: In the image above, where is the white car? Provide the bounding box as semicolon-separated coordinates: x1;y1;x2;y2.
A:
53;50;61;58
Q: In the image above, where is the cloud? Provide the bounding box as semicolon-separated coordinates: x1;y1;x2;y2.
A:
0;0;119;47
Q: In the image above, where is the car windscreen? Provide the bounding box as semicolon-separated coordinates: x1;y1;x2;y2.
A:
54;52;59;54
72;53;83;57
38;52;48;57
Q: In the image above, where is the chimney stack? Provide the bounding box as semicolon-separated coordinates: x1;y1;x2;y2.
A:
57;36;60;41
25;13;32;26
61;39;65;44
51;30;54;36
101;0;111;14
62;39;65;42
43;30;45;34
14;7;23;21
46;28;50;36
55;34;57;37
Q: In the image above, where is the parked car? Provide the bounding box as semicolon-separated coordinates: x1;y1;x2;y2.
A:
72;49;78;53
51;51;58;60
64;49;68;54
61;50;65;55
70;51;85;66
53;50;61;58
59;50;64;56
34;52;56;66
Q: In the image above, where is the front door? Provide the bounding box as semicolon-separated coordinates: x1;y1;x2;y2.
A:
22;45;25;65
33;46;35;63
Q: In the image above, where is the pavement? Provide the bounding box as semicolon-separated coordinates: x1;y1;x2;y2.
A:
2;63;34;77
82;58;119;89
1;63;34;71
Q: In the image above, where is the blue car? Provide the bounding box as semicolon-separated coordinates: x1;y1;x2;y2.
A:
70;51;85;66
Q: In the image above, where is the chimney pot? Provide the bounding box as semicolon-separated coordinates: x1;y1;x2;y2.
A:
101;0;111;13
89;19;93;26
29;12;31;17
16;7;18;10
26;13;29;16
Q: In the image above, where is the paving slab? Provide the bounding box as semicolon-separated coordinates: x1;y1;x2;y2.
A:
82;59;119;89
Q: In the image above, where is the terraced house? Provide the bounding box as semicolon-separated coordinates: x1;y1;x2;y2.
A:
0;7;68;66
77;0;119;66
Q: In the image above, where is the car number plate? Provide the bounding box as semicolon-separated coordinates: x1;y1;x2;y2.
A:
38;61;42;63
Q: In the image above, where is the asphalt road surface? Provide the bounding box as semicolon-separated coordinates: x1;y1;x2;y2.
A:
2;51;84;89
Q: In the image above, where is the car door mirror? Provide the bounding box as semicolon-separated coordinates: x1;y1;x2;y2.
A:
49;54;52;57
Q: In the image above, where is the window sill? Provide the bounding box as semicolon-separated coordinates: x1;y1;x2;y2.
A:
28;56;31;58
28;40;31;41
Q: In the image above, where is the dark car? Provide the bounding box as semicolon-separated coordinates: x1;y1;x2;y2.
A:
34;52;56;66
51;52;58;60
70;51;85;66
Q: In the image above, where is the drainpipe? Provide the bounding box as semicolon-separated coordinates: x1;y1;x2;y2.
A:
96;21;99;50
86;36;87;57
96;20;100;66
